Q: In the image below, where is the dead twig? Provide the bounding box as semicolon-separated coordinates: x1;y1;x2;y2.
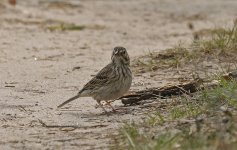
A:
120;79;203;105
120;71;237;105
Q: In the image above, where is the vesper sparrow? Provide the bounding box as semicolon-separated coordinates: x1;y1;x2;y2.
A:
58;47;132;113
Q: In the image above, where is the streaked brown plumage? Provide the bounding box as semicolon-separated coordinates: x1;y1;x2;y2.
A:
58;47;132;113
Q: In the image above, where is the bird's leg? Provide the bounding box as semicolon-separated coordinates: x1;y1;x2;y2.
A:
106;101;117;112
96;100;108;113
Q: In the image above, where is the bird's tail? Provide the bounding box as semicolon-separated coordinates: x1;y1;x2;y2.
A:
57;94;80;108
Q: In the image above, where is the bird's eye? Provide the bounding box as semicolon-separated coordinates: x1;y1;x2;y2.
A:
114;50;119;55
121;51;125;55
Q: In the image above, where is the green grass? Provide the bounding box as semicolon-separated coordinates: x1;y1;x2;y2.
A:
111;78;237;150
134;46;192;71
111;123;179;150
47;23;86;31
146;111;165;126
47;23;105;31
195;26;237;54
133;24;237;72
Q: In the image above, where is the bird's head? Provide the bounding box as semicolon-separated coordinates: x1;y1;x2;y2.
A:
111;46;130;65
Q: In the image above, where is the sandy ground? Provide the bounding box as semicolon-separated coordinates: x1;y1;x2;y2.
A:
0;0;237;149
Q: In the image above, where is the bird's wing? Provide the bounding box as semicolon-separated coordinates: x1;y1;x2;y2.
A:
79;63;115;93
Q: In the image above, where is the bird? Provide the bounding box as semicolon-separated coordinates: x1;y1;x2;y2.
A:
58;46;132;113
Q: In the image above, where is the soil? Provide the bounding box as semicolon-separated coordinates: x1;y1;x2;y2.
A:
0;0;236;149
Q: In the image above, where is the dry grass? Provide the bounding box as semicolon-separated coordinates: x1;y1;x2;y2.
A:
133;24;237;73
